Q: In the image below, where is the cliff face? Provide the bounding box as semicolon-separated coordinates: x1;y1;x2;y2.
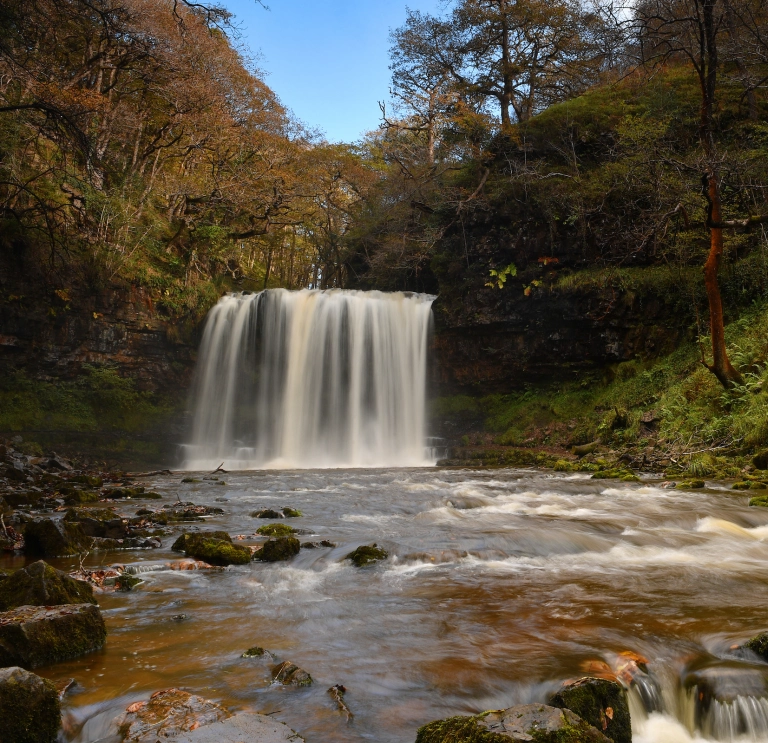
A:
0;286;196;394
431;285;690;394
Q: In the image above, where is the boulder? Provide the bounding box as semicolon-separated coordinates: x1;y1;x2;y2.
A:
63;508;126;538
172;712;304;742
548;677;631;743
251;509;283;519
118;688;227;742
257;523;296;537
753;451;768;470
271;660;312;686
0;666;61;743
242;646;274;659
258;537;301;562
0;561;95;611
282;507;302;518
416;704;611;743
171;532;250;566
0;604;106;668
23;519;90;557
742;631;768;661
171;531;231;551
345;544;388;567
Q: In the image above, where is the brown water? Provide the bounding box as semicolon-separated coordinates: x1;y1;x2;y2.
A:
9;468;768;742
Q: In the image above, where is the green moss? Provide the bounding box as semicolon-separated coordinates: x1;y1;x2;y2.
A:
115;574;141;591
744;632;768;661
749;495;768;508
258;537;301;562
416;715;510;743
0;667;61;743
282;507;302;517
591;469;639;481
171;532;249;565
256;523;295;537
242;646;268;658
549;678;631;743
734;481;753;490
345;544;388;567
676;479;705;489
0;561;95;611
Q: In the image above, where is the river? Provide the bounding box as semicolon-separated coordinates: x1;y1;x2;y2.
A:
24;467;768;742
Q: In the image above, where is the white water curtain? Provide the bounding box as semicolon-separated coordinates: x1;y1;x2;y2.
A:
183;289;435;469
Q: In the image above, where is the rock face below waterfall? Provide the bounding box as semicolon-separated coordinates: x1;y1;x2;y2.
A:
548;677;631;743
415;703;611;743
0;666;61;743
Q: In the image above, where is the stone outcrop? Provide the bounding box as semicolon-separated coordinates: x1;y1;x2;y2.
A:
0;666;61;743
258;537;301;562
0;560;95;611
0;603;106;668
171;531;250;565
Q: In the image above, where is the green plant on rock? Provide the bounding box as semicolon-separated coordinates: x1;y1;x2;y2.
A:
485;263;517;289
257;523;295;537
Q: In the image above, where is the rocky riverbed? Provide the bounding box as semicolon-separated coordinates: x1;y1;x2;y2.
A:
4;443;768;741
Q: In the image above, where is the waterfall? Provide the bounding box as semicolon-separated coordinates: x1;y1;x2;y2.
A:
182;288;436;470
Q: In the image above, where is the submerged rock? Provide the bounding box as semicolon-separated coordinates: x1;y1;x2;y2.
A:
23;519;90;557
0;560;95;611
272;660;312;686
258;537;301;562
242;646;274;659
675;479;706;489
0;666;61;743
548;677;631;743
345;544;388;567
251;509;283;519
172;532;250;566
0;603;106;668
118;688;227;742
742;632;768;661
174;712;304;742
416;703;611;743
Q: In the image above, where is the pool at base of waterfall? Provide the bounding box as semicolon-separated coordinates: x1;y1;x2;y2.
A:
16;467;768;743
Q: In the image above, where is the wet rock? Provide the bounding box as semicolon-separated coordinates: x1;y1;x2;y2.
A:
4;491;43;508
328;684;353;721
62;490;99;505
676;479;705;489
23;519;90;557
345;544;388;567
0;666;61;743
47;454;72;471
258;537;301;562
171;531;231;551
118;688;227;742
590;469;639;482
742;632;768;661
242;646;274;659
0;603;106;668
172;532;250;566
63;508;126;538
572;441;600;457
71;475;103;487
103;486;146;499
181;477;200;483
548;677;631;743
116;574;142;591
251;509;283;519
172;713;304;742
257;523;296;537
272;660;312;686
749;495;768;508
0;560;95;611
416;703;611;743
320;540;336;548
282;507;302;518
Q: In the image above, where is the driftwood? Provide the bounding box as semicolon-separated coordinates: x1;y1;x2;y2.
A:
129;469;174;477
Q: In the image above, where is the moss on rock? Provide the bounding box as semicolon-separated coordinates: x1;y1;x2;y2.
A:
23;519;90;557
345;544;388;567
742;632;768;661
256;523;295;537
258;537;301;562
749;495;768;508
271;660;312;686
0;666;61;743
171;532;249;566
0;604;107;668
416;715;511;743
548;677;631;743
0;561;95;611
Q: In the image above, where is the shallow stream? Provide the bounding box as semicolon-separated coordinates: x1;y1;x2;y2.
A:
10;467;768;742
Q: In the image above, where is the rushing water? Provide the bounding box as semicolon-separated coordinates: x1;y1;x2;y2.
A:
183;290;435;470
15;469;768;743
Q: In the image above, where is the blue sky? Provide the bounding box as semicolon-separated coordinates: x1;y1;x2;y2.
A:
221;0;445;143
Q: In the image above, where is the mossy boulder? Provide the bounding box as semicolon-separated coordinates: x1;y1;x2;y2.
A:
256;523;295;537
741;631;768;661
116;574;142;591
749;495;768;508
734;481;753;490
548;677;631;743
3;492;43;508
171;531;231;551
63;491;100;505
171;532;250;566
591;469;639;482
251;509;283;519
0;604;106;668
0;561;95;611
554;460;576;472
258;537;301;562
271;660;312;686
416;704;611;743
0;666;61;743
345;544;388;567
675;479;705;489
23;519;90;557
104;486;146;499
71;475;103;487
282;507;302;518
241;646;273;659
63;508;126;538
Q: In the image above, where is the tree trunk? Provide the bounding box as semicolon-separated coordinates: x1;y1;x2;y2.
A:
703;171;743;387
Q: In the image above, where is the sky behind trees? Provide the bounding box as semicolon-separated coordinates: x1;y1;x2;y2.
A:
220;0;443;142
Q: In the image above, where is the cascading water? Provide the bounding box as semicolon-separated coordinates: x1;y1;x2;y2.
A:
182;288;435;470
